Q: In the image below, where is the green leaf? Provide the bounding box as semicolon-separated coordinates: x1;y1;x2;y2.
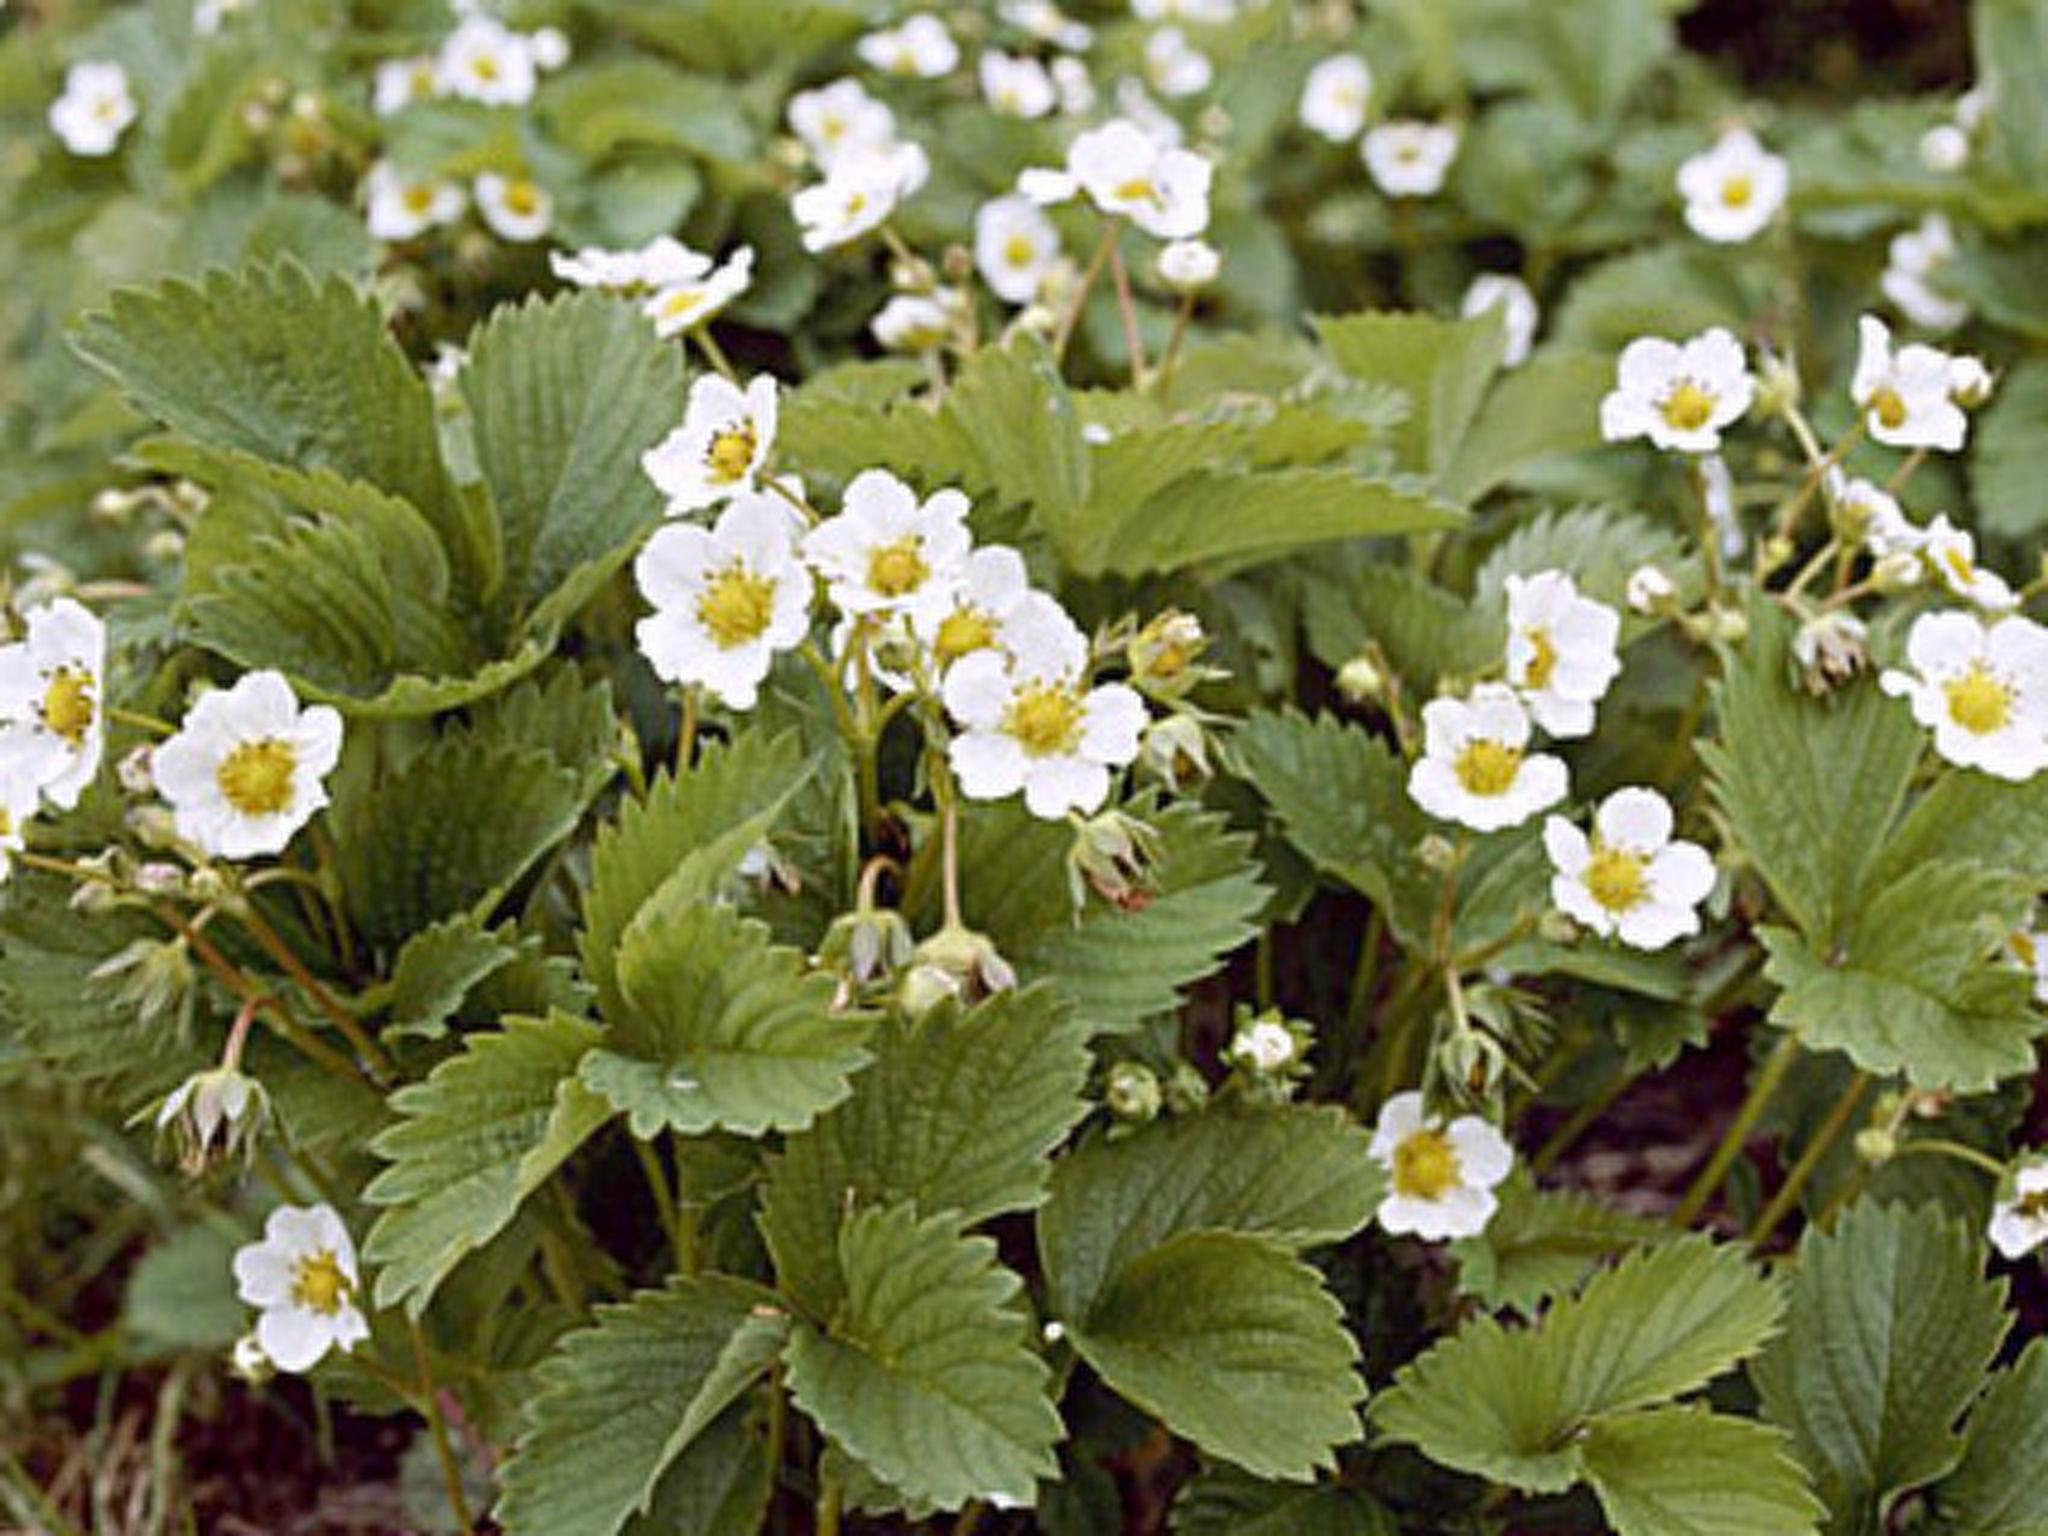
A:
459;291;684;625
365;1013;612;1314
1472;503;1695;615
498;1276;788;1536
1581;1408;1822;1536
1313;310;1503;480
1173;1465;1395;1535
1451;1176;1672;1312
759;988;1092;1314
1070;1231;1365;1481
580;902;870;1138
1440;351;1616;503
1754;1201;2009;1532
383;916;529;1041
1973;0;2048;193
782;1204;1061;1511
1375;1237;1783;1493
1039;1104;1377;1321
539;61;759;163
1931;1339;2048;1536
625;1401;772;1536
1969;358;2048;540
1299;559;1499;691
123;1224;247;1356
1552;243;1754;355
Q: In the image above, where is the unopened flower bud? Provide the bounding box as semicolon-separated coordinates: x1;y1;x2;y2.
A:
1706;606;1748;644
1755;351;1802;417
1418;833;1458;872
126;802;181;849
1104;1060;1162;1123
821;906;915;986
1336;653;1385;703
132;862;185;897
141;530;186;564
1854;1127;1897;1165
1948;355;1995;408
1625;563;1676;615
118;745;156;796
230;1331;274;1384
903;924;1016;1015
153;1064;269;1175
1128;610;1210;695
1920;123;1970;173
1537;908;1579;944
1137;714;1212;792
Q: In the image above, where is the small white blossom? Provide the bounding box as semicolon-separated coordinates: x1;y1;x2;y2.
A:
1229;1017;1299;1074
1625;563;1676;614
0;597;106;811
980;51;1056;118
1676;127;1789;244
943;605;1146;820
871;290;961;352
1921;514;2016;611
1299;54;1371;142
1830;472;1922;564
50;61;136;157
1407;684;1568;832
474;172;553;242
1882;214;1969;332
1948;353;1995;408
529;26;571;70
858;15;959;78
1144;27;1211;98
975;195;1063;305
641;374;779;515
1881;610;2048;781
1157;238;1219;291
634;493;812;710
1990;1163;2048;1260
912;544;1050;674
1049;118;1213;238
1919;122;1971;174
792;142;929;253
1050;55;1096;116
363;160;465;242
642;247;755;337
803;470;970;630
435;16;538;106
1369;1091;1513;1241
1599;327;1753;454
551;235;715;293
1461;273;1539;368
1002;0;1093;51
1363;120;1460;198
1502;570;1621;738
231;1204;369;1374
1544;788;1715;950
373;56;437;117
1851;314;1969;451
153;672;344;859
788;78;898;170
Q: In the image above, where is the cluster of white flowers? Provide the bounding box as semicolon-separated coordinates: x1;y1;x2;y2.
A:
550;236;756;339
633;375;1147;819
49;60;137;157
372;14;570;117
787;77;931;253
365;162;557;245
1296;53;1461;199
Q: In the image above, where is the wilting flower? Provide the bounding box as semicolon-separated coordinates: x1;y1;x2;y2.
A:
231;1204;370;1373
1462;273;1539;368
1363;120;1460;197
975;195;1063;305
474;173;553;242
50;61;136;156
642;374;779;515
363;160;464;242
1368;1091;1513;1241
1407;684;1568;832
1299;54;1371;142
1676;126;1788;244
156;1065;270;1175
152;671;345;859
803;469;971;631
1851;314;1968;451
0;598;106;811
1599;327;1754;454
1544;787;1716;950
1880;610;2048;781
1502;570;1622;738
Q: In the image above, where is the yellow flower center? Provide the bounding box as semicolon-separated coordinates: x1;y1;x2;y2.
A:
290;1249;351;1316
2011;929;2038;968
1392;1128;1461;1200
1945;663;2014;736
660;287;707;323
472;53;500;82
1113;176;1158;204
1870;385;1908;431
41;668;96;745
1583;843;1649;913
401;183;435;215
1005;682;1084;757
821;113;846;142
2018;1188;2048;1221
503;180;540;216
866;537;929;598
704;422;757;484
1453;738;1522;798
216;739;297;817
1660;381;1716;433
695;564;777;649
1003;233;1038;268
934;606;997;663
1720;174;1753;208
1941;547;1978;588
1520;628;1557;691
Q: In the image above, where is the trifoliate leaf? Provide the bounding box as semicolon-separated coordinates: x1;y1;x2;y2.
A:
1069;1231;1365;1482
1753;1201;2009;1532
1172;1465;1396;1535
581;902;869;1138
760;988;1092;1314
364;1013;612;1314
459;290;684;626
1312;310;1503;480
1039;1104;1378;1321
781;1203;1061;1512
1581;1407;1822;1536
1929;1339;2048;1536
1451;1176;1673;1312
1871;769;2048;892
498;1275;788;1536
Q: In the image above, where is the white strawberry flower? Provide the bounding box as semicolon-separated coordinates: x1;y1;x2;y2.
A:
1921;514;2017;611
912;545;1045;672
1407;684;1569;832
1368;1091;1513;1241
1598;327;1754;454
788;78;898;170
1990;1163;2048;1260
1054;118;1214;238
1299;54;1371;142
1829;471;1923;565
792;142;929;253
980;51;1056;119
50;61;136;157
474;173;553;242
435;15;538;106
871;290;963;353
0;598;106;811
372;56;437;117
1002;0;1094;50
1050;56;1096;116
942;604;1147;820
363;160;465;242
974;195;1063;305
642;374;779;516
642;247;755;338
1461;273;1539;368
1851;314;1968;451
1363;120;1460;197
551;236;716;294
529;25;571;70
1544;788;1715;951
1157;238;1220;291
1144;27;1212;98
152;671;344;860
634;493;813;710
232;1204;369;1374
1882;214;1969;332
802;470;971;631
1502;570;1621;739
857;15;959;78
1676;127;1788;244
1625;563;1676;614
1881;610;2048;781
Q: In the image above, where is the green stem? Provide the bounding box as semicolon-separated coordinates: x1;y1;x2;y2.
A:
1052;219;1120;363
631;1135;682;1259
1154;291;1196;398
677;685;700;773
1746;1072;1871;1247
1672;1031;1800;1226
410;1319;476;1536
234;902;395;1086
691;325;739;382
1106;235;1147;387
815;1462;843;1536
1893;1137;2011;1180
